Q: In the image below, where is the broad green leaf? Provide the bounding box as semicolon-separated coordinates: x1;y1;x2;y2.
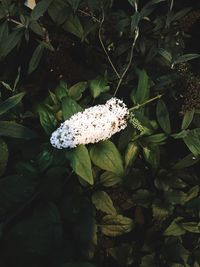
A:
156;99;171;134
31;0;53;20
0;174;36;217
173;53;200;66
0;92;26;116
157;48;172;64
61;96;82;120
143;133;167;144
68;81;87;101
164;217;185;236
0;121;36;139
124;142;139;169
89;77;110;99
101;214;134;237
67;0;81;11
92;191;117;215
0;21;8;43
90;140;124;176
6;203;62;256
133;69;149;104
55;81;68;101
181;222;200;233
100;171;122;187
28;44;44;74
62;15;84;39
66;145;93;185
63;262;96;267
173;153;200;169
181;109;194;130
37;105;56;135
30;20;45;36
131;12;141;31
0;138;8;176
108;243;134;266
164;190;187;205
183;128;200;156
143;145;160;168
132;189;153;208
152;199;170;222
0;29;24;58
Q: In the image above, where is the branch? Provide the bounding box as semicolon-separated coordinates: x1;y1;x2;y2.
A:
113;27;139;96
98;11;120;79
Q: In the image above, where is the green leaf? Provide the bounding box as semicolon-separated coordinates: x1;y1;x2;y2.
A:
173;53;200;65
164;217;185;236
0;121;37;139
66;145;93;185
101;214;134;237
183;128;200;156
0;21;8;43
173;153;200;169
0;174;37;217
92;191;117;215
55;81;68;101
62;15;84;39
62;262;96;267
181;222;200;233
108;243;134;266
181;110;194;130
156;99;171;134
37;105;56;135
143;145;160;168
124;142;139;169
132;189;153;208
68;81;87;101
90;140;124;176
31;0;53;20
0;138;8;176
6;203;62;256
0;29;24;58
28;44;44;74
164;190;187;205
100;171;122;187
61;96;82;120
0;92;26;116
67;0;81;11
134;69;149;104
157;48;172;64
131;11;141;31
89;77;110;99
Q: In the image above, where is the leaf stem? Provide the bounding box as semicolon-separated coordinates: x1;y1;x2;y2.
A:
98;11;121;79
113;28;139;96
129;94;163;112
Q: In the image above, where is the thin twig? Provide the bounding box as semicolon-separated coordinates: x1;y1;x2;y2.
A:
129;94;163;112
113;28;139;96
98;11;121;79
7;18;24;27
78;9;100;23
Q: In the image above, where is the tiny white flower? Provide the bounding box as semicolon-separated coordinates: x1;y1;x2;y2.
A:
50;97;129;149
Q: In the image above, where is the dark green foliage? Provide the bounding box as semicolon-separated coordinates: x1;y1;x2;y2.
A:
0;0;200;267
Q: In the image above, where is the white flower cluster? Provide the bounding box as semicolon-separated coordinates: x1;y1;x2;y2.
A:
50;97;129;149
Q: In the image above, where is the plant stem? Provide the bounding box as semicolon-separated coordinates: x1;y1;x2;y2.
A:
113;28;139;96
78;9;100;23
98;11;121;79
7;18;24;27
129;94;163;112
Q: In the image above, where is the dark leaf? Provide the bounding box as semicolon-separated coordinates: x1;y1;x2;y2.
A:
0;92;26;116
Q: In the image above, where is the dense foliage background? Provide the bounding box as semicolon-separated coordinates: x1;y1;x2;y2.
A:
0;0;200;266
